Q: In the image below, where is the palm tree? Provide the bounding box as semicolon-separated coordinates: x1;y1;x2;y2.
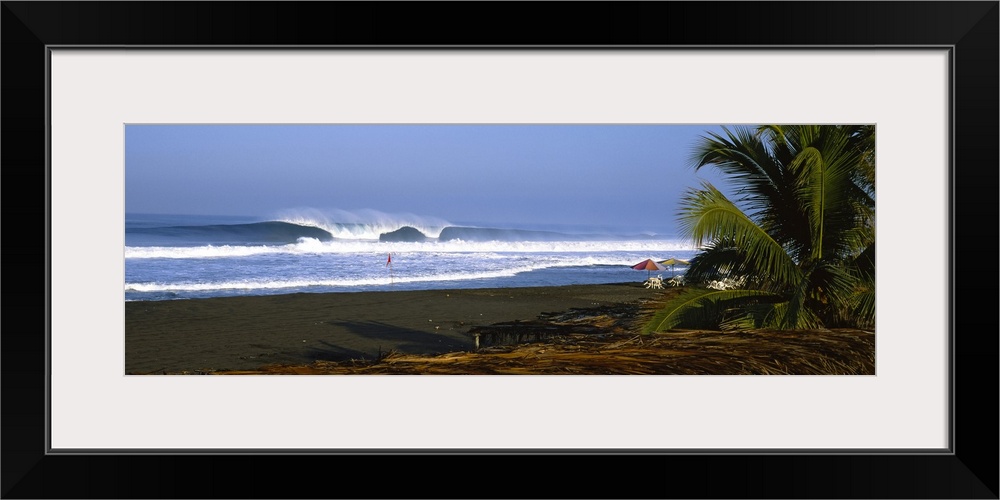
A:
644;125;875;333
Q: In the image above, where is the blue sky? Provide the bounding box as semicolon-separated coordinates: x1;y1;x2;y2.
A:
125;124;737;235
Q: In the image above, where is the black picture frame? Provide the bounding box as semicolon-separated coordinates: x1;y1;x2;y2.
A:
3;2;997;498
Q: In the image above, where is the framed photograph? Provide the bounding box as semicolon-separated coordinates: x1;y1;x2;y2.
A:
4;2;997;498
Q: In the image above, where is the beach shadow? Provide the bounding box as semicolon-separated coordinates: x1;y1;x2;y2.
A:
301;341;372;363
315;320;471;361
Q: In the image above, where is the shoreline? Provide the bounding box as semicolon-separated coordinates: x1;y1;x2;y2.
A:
125;282;662;374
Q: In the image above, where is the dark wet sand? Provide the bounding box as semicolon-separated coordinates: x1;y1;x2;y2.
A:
125;282;657;374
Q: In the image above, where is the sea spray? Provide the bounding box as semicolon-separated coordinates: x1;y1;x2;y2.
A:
271;208;451;239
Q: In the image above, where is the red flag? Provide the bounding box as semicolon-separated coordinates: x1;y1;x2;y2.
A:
386;253;392;266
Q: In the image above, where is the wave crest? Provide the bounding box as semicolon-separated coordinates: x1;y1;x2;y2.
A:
272;208;451;239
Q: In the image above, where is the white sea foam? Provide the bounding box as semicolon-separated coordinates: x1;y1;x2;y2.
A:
125;265;552;293
125;238;696;259
273;208;451;239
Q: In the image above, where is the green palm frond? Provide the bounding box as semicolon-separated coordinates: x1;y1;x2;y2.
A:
673;124;876;331
849;285;876;329
840;201;876;258
718;301;787;331
717;299;824;331
826;269;875;329
842;247;876;328
852;242;876;275
789;146;828;260
780;280;811;329
788;126;865;262
850;125;876;200
763;299;826;330
678;181;802;289
643;288;778;333
799;260;860;326
689;126;784;216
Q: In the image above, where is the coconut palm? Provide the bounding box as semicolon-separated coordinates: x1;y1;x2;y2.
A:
644;125;875;332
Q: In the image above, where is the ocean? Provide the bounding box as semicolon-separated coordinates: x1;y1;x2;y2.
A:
124;212;696;301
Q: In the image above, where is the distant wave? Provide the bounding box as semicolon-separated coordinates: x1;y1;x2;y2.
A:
127;221;333;244
273;208;451;239
125;209;686;251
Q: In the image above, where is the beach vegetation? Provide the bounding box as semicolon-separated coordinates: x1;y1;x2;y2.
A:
644;125;875;332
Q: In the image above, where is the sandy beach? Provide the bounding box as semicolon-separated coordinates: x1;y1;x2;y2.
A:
125;282;875;375
125;282;660;374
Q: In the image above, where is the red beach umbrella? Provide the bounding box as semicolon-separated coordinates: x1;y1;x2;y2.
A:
631;259;668;279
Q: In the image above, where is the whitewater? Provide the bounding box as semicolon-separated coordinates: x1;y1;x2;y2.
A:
124;212;696;301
